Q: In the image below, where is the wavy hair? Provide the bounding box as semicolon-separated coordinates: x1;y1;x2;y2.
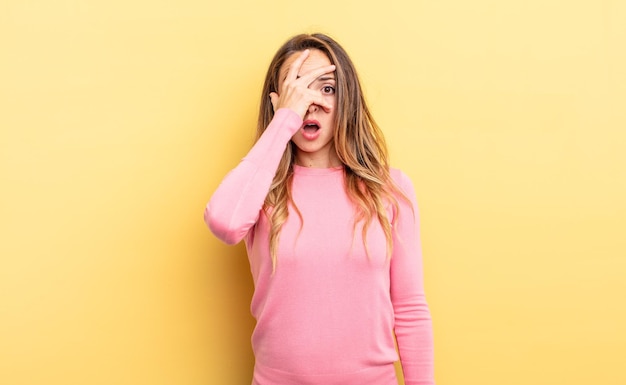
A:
256;33;408;271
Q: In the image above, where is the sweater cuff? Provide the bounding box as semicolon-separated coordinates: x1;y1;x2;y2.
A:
273;108;303;137
242;108;303;170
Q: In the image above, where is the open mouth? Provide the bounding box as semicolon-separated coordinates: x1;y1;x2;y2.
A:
302;120;320;133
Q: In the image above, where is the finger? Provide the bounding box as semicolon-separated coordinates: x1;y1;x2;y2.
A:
296;64;336;87
317;99;333;113
318;92;336;112
285;49;310;83
319;102;332;113
269;92;279;112
307;101;331;114
306;91;333;113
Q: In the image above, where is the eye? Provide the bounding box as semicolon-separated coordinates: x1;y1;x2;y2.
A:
322;85;336;95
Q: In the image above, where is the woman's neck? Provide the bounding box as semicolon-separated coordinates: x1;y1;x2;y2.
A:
294;152;342;168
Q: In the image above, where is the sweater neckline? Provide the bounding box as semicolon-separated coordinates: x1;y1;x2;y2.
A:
293;164;344;176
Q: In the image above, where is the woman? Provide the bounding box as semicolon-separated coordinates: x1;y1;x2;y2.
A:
205;33;434;385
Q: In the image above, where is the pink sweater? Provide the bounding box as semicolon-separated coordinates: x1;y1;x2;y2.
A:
205;109;434;385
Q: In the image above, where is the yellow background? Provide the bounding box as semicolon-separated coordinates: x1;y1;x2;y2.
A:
1;1;625;384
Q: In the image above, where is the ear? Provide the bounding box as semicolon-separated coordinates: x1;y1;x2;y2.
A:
269;92;279;113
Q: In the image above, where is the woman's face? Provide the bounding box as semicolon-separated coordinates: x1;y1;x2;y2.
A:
278;49;339;168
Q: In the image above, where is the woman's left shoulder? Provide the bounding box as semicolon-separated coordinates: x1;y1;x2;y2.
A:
389;167;416;193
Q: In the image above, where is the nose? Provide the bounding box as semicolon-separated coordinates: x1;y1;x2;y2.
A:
307;103;319;114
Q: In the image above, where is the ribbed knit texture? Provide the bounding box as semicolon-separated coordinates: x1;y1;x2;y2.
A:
205;108;434;385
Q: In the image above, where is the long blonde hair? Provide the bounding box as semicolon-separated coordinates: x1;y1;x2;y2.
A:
256;33;407;270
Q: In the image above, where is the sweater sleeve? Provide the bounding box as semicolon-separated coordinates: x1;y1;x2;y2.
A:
204;108;302;245
390;170;435;385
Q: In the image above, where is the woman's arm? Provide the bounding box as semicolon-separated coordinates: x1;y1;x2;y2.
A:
204;108;302;244
205;50;336;245
390;169;435;385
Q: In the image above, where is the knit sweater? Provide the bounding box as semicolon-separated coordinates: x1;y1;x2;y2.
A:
204;108;434;385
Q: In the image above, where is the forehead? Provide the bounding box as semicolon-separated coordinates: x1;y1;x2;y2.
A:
279;49;332;79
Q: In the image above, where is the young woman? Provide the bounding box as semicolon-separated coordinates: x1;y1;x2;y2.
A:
204;33;434;385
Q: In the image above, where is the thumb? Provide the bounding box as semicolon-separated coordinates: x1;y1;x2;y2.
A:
269;92;279;113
